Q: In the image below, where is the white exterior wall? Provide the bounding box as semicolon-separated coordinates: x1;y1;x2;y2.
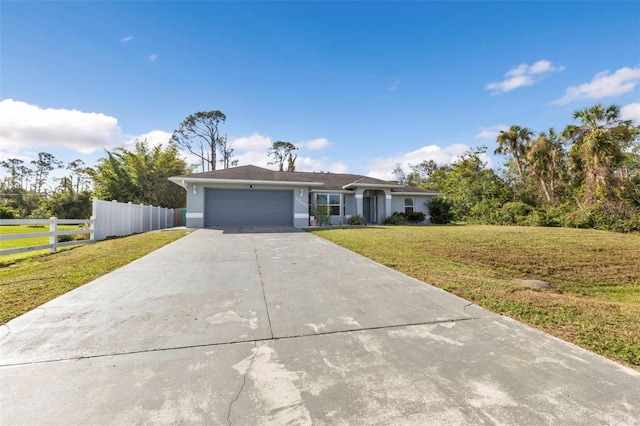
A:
293;187;310;227
344;194;357;217
185;183;205;228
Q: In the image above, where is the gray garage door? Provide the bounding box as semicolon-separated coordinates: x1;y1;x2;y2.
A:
204;188;293;227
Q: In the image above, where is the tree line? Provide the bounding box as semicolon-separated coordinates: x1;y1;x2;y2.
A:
1;109;300;219
1;154;94;219
0;140;190;219
394;104;640;232
5;103;635;231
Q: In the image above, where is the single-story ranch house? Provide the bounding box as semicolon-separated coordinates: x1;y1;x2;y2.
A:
169;165;440;228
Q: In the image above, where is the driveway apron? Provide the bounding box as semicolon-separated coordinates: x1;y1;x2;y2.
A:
1;228;639;425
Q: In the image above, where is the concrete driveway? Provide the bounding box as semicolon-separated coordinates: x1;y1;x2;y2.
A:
1;228;639;425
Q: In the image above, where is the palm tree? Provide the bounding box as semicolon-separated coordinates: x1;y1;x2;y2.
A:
562;104;633;203
495;125;533;177
528;128;565;203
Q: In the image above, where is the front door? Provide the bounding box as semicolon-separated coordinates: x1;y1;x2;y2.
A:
363;196;376;223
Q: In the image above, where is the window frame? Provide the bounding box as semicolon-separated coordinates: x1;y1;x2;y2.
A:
314;193;343;216
404;197;414;214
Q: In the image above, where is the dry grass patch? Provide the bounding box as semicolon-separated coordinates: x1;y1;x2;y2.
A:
312;225;640;368
0;229;192;324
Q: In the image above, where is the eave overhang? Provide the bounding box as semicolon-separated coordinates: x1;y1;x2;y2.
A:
169;176;325;188
342;182;404;190
391;191;442;196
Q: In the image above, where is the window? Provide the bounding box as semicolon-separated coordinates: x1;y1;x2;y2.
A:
404;197;414;214
328;194;341;215
314;193;342;216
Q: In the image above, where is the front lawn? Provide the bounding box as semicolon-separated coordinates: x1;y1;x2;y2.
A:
311;225;640;368
0;224;88;265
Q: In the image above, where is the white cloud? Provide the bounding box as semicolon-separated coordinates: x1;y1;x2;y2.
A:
387;79;400;92
487;60;564;94
475;124;509;139
365;144;478;181
528;60;555;74
554;66;640;105
226;133;272;169
299;138;330;150
120;35;134;42
221;133;342;173
0;99;123;156
621;103;640;123
232;133;272;151
148;53;159;62
126;130;173;148
296;157;348;173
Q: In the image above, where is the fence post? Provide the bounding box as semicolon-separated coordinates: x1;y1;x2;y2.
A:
90;215;95;241
128;202;133;235
49;217;58;253
91;197;97;241
112;200;118;237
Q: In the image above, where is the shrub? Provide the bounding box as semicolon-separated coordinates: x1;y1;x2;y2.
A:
429;198;454;224
347;215;366;225
563;202;640;233
0;206;19;219
314;203;331;226
530;204;572;227
384;212;407;225
57;234;73;243
383;211;426;225
466;199;502;224
499;202;534;226
405;211;426;223
28;204;52;219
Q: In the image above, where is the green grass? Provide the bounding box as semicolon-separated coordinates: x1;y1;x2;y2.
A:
1;224;90;265
311;225;640;369
0;229;192;324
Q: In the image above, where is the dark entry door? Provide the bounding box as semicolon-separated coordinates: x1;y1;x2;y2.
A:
363;196;372;222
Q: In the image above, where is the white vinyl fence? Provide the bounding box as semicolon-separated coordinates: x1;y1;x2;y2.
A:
0;198;177;256
91;198;175;241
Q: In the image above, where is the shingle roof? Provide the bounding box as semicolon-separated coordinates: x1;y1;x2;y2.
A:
391;185;440;194
174;165;439;194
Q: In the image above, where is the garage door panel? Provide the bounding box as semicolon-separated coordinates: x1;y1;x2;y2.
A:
205;189;293;226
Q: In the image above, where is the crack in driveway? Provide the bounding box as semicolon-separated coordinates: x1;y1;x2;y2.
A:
253;240;274;340
0;316;480;367
227;342;259;426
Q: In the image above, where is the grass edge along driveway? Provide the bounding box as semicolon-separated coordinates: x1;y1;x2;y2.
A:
0;229;192;324
312;225;640;370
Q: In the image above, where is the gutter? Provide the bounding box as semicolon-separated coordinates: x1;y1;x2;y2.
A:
168;177;324;188
342;183;404;190
392;191;442;196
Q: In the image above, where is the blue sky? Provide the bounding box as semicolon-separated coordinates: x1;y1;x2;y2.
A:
1;1;639;181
